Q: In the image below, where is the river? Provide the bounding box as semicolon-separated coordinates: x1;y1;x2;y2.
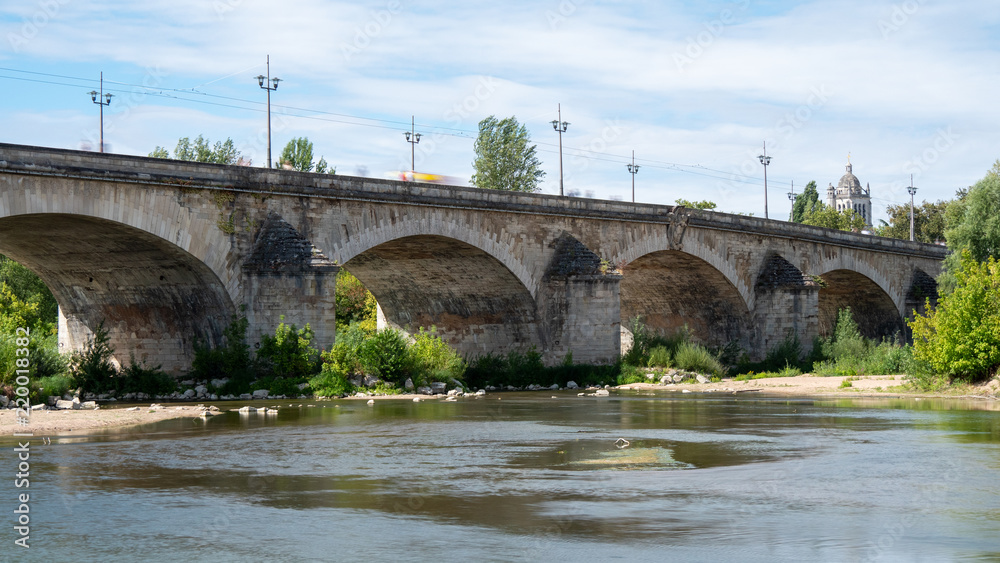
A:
4;392;1000;562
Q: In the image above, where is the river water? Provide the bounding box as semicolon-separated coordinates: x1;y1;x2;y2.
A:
4;392;1000;562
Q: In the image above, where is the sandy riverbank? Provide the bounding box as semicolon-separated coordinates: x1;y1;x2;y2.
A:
2;376;997;435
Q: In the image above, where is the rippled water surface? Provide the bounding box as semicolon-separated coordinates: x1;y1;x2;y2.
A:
4;392;1000;562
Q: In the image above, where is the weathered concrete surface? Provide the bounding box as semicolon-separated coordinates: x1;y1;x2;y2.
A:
0;144;948;373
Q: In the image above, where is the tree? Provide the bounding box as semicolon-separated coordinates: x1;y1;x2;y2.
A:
802;204;866;232
791;181;822;223
471;116;545;192
277;137;334;173
939;161;1000;293
675;199;716;210
149;135;243;165
910;251;1000;381
874;200;949;243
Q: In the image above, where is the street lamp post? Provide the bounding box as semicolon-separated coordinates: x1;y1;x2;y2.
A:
403;116;422;173
758;142;772;220
88;72;113;153
787;180;795;221
551;104;569;196
254;55;281;168
907;175;918;242
626;151;640;203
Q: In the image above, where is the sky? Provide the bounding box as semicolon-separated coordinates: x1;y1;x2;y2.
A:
1;0;998;225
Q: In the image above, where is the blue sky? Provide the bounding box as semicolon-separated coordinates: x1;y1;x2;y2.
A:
2;0;998;224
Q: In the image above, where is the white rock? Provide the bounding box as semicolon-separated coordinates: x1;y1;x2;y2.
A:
367;399;375;405
126;406;140;411
660;376;672;385
595;389;610;397
81;401;98;410
696;375;710;384
55;399;77;410
195;385;208;395
209;394;218;401
412;397;422;402
475;389;486;396
549;384;560;390
238;406;256;413
404;378;415;391
682;389;692;394
183;389;196;398
566;381;579;389
31;403;47;410
239;393;252;400
444;396;458;402
252;389;270;399
72;396;81;404
417;386;433;395
447;389;461;396
578;392;586;396
673;374;684;383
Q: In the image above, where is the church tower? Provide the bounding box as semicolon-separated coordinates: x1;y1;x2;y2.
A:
826;160;872;229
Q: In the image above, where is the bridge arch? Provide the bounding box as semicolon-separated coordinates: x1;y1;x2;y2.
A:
816;268;904;340
337;233;539;359
0;213;236;373
331;217;537;299
618;248;754;351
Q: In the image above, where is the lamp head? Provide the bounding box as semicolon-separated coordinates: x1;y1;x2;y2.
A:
272;77;281;90
89;90;98;102
404;132;411;141
414;133;421;142
105;93;113;105
256;75;265;87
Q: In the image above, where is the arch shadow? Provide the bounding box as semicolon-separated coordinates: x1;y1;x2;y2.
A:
818;269;904;340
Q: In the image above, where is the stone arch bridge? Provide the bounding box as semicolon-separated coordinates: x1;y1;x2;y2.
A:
0;144;947;373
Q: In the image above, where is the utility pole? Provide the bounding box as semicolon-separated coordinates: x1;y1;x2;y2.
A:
907;175;918;242
404;116;422;173
626;150;640;203
551;104;569;196
758;142;771;219
88;72;113;153
255;55;281;167
787;180;795;221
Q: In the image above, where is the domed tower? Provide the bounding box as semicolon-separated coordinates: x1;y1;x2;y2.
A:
826;161;872;228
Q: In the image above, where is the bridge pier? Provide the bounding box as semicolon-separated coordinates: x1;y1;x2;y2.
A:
242;214;338;350
753;255;821;356
538;273;622;364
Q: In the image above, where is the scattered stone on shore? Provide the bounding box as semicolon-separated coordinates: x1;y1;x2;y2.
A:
55;399;79;410
413;397;422;402
682;389;692;394
447;389;461;396
566;381;579;389
475;389;486;396
238;406;256;413
595;389;610;397
404;378;415;391
252;389;270;399
367;399;375;406
81;401;98;410
673;374;684;383
431;382;447;394
417;386;433;395
696;375;710;384
239;393;252;400
660;375;671;385
31;404;46;411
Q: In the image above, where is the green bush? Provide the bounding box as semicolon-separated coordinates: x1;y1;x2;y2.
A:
359;328;409;385
34;374;74;401
118;353;176;396
255;320;321;379
911;252;1000;381
647;345;672;368
616;364;646;385
406;327;465;387
623;317;691;367
69;321;117;393
309;355;354;397
673;342;725;376
190;316;254;387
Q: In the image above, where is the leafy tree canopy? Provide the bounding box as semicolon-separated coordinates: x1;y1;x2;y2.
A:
791;181;822;223
675;199;717;210
938;160;1000;293
471;115;545;193
874;200;949;243
149;135;244;165
278;137;334;173
802;204;867;232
